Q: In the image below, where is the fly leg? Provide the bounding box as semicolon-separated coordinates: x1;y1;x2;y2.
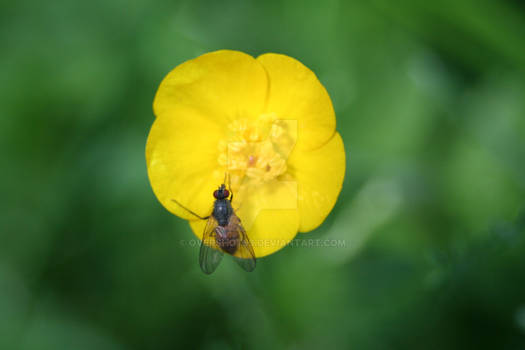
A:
171;199;210;221
225;172;233;202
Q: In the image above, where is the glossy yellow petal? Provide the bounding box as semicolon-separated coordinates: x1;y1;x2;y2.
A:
154;50;268;124
190;208;299;257
232;176;297;225
287;132;346;232
146;105;224;220
257;53;336;150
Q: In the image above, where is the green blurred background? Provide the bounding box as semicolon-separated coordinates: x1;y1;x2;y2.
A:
2;0;525;349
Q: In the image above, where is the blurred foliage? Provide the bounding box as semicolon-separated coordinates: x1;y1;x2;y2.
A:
1;0;525;349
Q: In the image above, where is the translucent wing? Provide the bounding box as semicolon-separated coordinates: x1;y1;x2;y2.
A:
199;215;224;274
230;215;256;272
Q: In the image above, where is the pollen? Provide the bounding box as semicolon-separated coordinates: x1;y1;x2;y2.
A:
217;116;296;188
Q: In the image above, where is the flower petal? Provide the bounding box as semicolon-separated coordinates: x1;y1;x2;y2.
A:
190;208;299;258
257;53;336;150
146;106;224;220
154;50;268;124
287;132;346;232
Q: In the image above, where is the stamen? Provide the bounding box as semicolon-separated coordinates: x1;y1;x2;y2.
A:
217;117;295;189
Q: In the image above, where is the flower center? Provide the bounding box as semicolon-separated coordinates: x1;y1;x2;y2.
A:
217;114;296;190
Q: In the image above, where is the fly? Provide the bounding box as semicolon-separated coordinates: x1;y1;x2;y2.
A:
172;178;256;274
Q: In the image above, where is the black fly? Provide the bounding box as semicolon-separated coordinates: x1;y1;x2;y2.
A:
172;179;256;274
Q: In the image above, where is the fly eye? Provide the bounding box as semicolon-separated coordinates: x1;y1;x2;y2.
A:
223;189;230;198
213;190;219;199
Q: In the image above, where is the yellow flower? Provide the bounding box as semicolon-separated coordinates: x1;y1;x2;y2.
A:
146;50;345;257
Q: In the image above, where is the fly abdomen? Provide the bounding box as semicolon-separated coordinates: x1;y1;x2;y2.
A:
215;226;239;254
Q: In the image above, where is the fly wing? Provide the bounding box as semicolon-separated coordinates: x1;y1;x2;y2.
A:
199;215;224;274
230;215;256;272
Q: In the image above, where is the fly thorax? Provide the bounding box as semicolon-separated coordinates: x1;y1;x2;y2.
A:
213;200;231;226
